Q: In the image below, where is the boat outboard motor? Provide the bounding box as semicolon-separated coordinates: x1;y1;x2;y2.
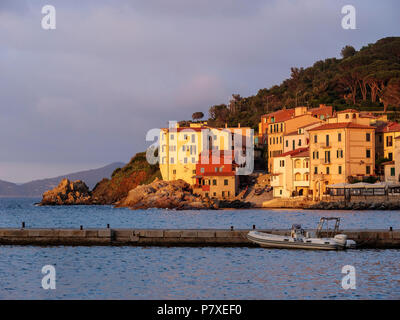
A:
334;234;348;246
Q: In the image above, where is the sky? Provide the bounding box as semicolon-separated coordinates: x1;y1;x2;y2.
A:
0;0;399;183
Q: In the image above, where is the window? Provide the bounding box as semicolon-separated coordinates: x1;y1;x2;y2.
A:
338;133;342;142
314;135;318;143
314;167;318;174
170;134;174;140
173;170;176;174
345;114;349;119
326;167;330;175
292;140;295;150
215;167;218;172
295;173;301;181
213;192;216;197
387;136;393;147
224;179;228;186
280;136;282;143
325;151;331;163
205;193;209;198
326;134;330;147
298;139;302;146
222;191;225;197
366;133;371;142
184;134;188;140
337;150;343;158
200;168;205;173
191;134;195;143
192;170;196;174
366;166;371;175
280;160;285;167
338;166;342;175
280;190;282;195
212;179;217;186
366;150;371;158
170;157;175;164
192;157;195;163
389;153;393;161
285;140;288;147
391;167;395;176
184;157;187;164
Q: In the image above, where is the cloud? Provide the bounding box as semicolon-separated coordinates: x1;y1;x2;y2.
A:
0;0;399;182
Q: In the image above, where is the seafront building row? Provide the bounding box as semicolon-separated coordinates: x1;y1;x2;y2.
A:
260;106;400;200
157;105;400;202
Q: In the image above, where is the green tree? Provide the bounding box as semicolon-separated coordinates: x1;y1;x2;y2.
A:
341;45;357;59
191;112;204;121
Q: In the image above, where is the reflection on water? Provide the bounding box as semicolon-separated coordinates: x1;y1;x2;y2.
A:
0;198;399;230
0;246;399;299
0;198;399;299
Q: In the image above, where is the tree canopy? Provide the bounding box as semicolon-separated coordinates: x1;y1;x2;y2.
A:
201;37;400;130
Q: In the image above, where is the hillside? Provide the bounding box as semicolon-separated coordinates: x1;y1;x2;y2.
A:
0;162;124;197
0;180;20;197
205;37;400;130
92;152;161;204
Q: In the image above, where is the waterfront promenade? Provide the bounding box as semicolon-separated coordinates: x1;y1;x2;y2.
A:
0;227;399;248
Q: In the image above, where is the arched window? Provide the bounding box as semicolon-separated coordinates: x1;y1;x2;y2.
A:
345;114;349;119
295;173;302;181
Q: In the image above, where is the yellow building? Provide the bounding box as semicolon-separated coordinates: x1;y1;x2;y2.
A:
159;122;252;185
308;122;375;200
375;122;400;161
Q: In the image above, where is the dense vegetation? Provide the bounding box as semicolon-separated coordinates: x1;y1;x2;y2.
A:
92;152;161;204
205;37;400;130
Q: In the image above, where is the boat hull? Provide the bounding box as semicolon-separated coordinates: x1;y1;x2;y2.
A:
247;233;343;250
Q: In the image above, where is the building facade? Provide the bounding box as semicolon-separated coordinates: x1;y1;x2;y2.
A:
271;147;310;198
193;151;238;199
308;122;376;200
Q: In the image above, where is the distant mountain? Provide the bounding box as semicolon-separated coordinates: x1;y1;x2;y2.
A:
0;180;20;197
0;162;125;197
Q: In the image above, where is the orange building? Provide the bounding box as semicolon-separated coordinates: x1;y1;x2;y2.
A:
193;151;238;199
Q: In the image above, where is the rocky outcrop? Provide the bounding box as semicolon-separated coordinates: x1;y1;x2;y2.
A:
307;200;400;210
39;179;95;206
116;178;218;210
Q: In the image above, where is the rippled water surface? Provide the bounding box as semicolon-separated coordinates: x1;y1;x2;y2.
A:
0;198;399;299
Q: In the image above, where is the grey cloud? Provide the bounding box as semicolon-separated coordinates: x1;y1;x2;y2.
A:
0;0;399;182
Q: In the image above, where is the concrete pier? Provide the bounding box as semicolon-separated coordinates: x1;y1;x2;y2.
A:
0;228;399;248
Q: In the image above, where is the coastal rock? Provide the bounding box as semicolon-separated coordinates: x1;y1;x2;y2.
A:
116;179;218;210
39;179;94;206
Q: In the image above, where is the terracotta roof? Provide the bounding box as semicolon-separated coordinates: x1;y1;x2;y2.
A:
292;150;310;158
262;109;295;122
274;147;309;158
297;121;324;129
284;131;300;136
375;121;400;133
308;105;333;117
308;122;374;131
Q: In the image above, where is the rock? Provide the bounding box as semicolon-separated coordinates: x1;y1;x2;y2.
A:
39;179;94;206
116;179;217;210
